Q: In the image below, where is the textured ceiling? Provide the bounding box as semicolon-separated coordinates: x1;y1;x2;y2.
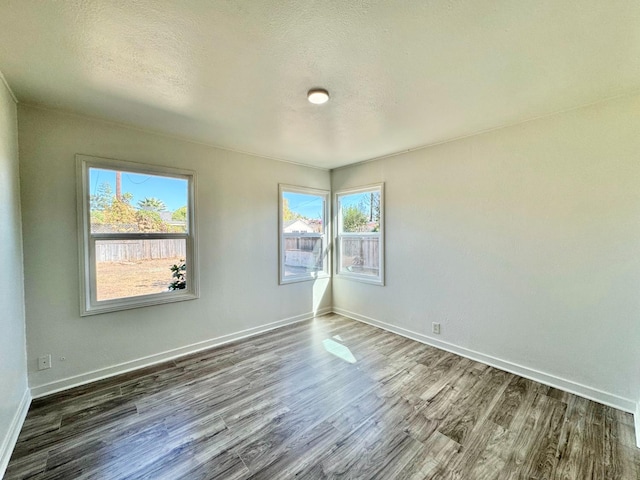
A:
1;1;639;169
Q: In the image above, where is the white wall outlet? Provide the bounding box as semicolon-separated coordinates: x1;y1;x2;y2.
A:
38;354;52;370
432;322;441;335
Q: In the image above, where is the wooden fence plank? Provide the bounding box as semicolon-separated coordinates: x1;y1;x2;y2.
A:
95;239;186;262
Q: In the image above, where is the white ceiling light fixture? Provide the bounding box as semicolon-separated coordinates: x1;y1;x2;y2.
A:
307;88;330;104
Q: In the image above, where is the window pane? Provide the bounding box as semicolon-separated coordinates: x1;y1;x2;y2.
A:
336;185;383;284
95;239;186;301
338;191;380;233
89;168;188;234
283;234;324;277
282;191;325;278
339;236;380;276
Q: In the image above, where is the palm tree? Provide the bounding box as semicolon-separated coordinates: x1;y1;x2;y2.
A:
137;197;166;212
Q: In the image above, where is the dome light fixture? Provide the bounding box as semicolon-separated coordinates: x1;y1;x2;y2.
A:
307;88;330;104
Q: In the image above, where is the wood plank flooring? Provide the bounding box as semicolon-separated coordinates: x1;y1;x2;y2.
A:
5;313;639;479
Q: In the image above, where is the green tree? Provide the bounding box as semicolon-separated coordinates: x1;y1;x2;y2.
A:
90;182;113;212
172;206;187;222
136;209;167;232
104;198;137;230
342;206;368;232
138;197;166;212
90;187;145;232
283;198;297;221
90;210;106;224
358;192;380;223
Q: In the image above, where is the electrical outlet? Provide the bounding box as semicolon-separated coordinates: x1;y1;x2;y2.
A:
38;354;52;370
432;322;441;335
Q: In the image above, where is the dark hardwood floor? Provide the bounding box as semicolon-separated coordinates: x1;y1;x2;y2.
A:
5;313;639;479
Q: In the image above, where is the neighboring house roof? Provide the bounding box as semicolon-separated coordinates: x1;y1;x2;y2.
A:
283;219;314;233
160;211;188;226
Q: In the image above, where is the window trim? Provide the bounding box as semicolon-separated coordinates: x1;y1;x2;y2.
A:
76;154;199;316
278;184;330;285
334;183;385;286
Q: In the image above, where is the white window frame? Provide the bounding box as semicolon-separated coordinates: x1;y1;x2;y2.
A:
279;184;330;284
76;154;198;316
335;183;384;286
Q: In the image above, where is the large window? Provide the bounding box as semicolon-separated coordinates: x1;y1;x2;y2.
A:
335;184;384;285
77;155;198;315
279;185;330;284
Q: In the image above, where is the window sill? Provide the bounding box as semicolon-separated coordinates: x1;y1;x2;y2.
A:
335;272;384;286
80;290;198;316
279;272;331;285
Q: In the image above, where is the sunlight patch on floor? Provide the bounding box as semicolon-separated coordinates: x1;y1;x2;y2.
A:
323;338;357;364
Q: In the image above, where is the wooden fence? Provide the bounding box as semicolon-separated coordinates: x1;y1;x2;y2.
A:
341;236;379;269
95;239;186;262
283;234;322;268
94;236;377;266
284;234;321;252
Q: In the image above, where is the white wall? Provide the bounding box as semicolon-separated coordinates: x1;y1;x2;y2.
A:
0;78;28;473
18;105;331;395
332;93;640;410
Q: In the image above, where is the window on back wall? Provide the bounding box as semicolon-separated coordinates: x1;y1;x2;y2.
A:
279;185;330;284
77;155;198;315
335;184;384;285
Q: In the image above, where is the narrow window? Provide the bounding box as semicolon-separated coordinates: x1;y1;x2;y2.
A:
77;155;198;315
335;184;384;285
279;185;330;284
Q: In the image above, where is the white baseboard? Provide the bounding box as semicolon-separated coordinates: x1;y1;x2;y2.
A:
635;401;640;448
333;307;636;413
31;307;332;399
0;388;31;478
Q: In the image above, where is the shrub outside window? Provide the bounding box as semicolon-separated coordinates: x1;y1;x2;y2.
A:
77;155;198;315
335;184;384;285
279;185;330;284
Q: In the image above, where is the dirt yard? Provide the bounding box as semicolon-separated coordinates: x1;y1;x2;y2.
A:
96;257;183;301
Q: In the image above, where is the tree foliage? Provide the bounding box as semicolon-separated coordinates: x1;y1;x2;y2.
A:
90;187;172;232
283;198;298;222
358;192;380;223
90;182;113;212
172;206;187;222
138;197;166;212
136;210;167;232
103;198;137;227
342;206;369;232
